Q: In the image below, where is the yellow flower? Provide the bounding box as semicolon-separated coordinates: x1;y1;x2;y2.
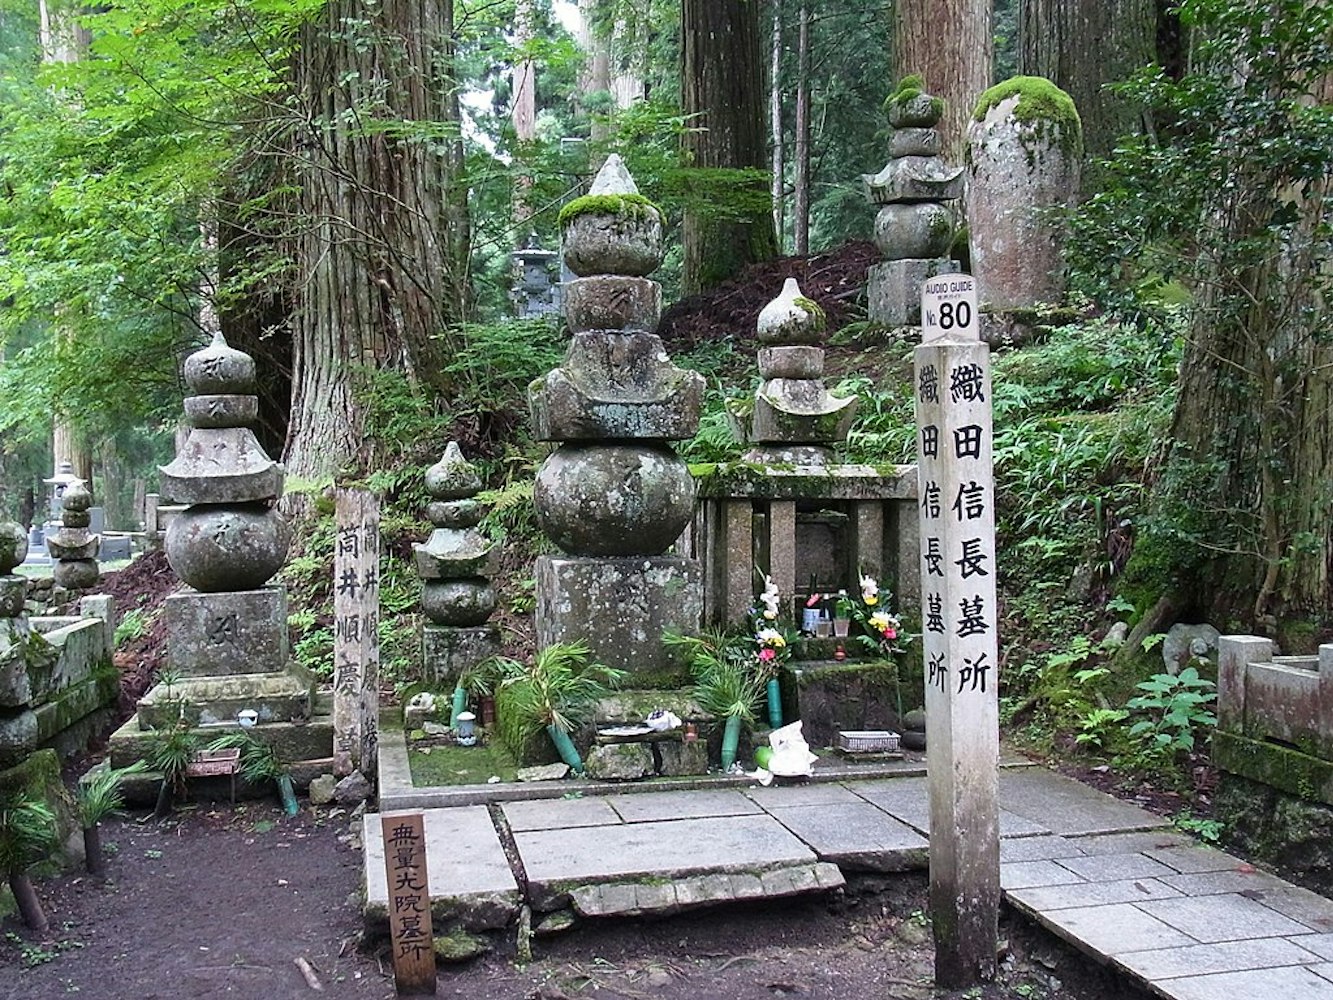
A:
863;594;878;606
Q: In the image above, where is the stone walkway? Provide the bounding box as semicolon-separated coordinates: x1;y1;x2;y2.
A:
366;736;1333;999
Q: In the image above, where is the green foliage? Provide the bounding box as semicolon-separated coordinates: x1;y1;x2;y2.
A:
114;609;151;648
77;761;149;829
206;732;288;783
494;641;624;735
973;76;1082;137
668;631;765;722
144;725;200;791
0;793;56;874
1124;666;1217;757
1172;812;1223;844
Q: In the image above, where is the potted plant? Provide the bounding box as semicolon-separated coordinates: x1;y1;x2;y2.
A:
208;732;299;815
673;631;765;771
77;760;148;875
495;641;623;774
146;723;200;818
0;792;56;932
833;590;854;637
750;575;793;728
848;573;906;659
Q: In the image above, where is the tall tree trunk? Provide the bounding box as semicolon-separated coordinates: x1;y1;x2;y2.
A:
286;0;469;485
681;0;778;294
894;0;992;160
40;1;92;494
792;1;811;256
578;0;614;144
513;0;537;228
1019;0;1157;172
769;0;784;251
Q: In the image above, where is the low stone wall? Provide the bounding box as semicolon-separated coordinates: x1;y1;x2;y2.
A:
1214;635;1333;887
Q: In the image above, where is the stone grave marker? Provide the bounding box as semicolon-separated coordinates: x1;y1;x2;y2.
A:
381;813;436;995
333;488;380;777
913;272;1000;986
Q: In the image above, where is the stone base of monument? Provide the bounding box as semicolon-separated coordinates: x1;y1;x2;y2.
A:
135;664;317;729
867;257;959;326
535;555;702;682
421;624;500;687
166;585;289;676
778;659;910;751
103;712;336;805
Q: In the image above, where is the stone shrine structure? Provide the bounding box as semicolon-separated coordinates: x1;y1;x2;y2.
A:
0;521;117;768
137;332;312;728
966;77;1082;310
530;155;704;677
45;479;99;590
414;442;499;684
863;78;963;327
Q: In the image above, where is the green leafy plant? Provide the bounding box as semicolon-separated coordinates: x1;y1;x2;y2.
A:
495;642;624;773
113;609;151;647
0;792;56;932
1173;812;1223;844
77;761;148;876
145;724;200;818
207;732;298;815
1124;666;1217;757
669;630;765;771
1074;707;1129;750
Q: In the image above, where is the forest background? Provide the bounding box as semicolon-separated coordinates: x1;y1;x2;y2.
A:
0;0;1330;781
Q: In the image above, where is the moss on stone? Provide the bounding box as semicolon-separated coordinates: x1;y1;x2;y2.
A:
974;76;1082;164
792;295;827;329
557;193;661;228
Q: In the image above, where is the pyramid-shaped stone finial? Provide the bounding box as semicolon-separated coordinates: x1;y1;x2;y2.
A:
757;278;827;346
424;441;482;502
415;443;497;627
589;153;640;196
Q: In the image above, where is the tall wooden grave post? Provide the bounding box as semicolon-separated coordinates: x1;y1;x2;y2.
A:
333;488;381;777
914;273;1000;986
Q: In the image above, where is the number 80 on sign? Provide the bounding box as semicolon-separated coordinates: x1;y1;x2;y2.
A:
921;273;979;343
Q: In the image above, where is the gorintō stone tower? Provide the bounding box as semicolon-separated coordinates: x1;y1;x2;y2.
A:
740;278;858;465
414;442;499;684
863;78;963;327
531;155;704;676
139;332;311;727
46;479;99;590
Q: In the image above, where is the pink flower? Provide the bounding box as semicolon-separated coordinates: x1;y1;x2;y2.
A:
758;647;776;662
883;627;897;639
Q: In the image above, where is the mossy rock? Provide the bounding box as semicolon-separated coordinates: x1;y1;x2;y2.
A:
884;74;944;127
973;76;1082;157
433;927;491;963
0;749;83;870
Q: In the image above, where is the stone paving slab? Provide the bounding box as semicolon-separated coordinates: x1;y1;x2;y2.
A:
609;788;763;823
848;776;1049;838
1000;860;1086;891
999;834;1086;863
1054;852;1176;883
568;861;845;918
1007;876;1183;911
999;769;1172;836
1141;844;1247;875
1073;830;1193;855
745;782;865;808
763;801;928;871
1246;887;1333;932
1158;868;1292;897
515;813;817;899
1156;964;1333;1000
1115;937;1323;982
502;796;623;831
1298;934;1333;960
1136;893;1314;943
1031;902;1197;956
363;806;520;928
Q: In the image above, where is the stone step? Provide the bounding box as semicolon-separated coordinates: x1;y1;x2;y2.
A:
107;713;335;769
569;862;845;918
135;666;315;729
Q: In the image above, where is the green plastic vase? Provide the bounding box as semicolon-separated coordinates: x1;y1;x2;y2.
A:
766;678;783;728
720;714;742;770
546;724;584;774
449;685;467;728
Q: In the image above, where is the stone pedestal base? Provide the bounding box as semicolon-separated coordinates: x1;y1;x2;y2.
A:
136;665;315;729
536;555;702;682
868;258;959;326
166;585;288;676
422;625;500;686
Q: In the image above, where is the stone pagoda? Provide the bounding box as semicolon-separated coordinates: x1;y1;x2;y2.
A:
530;155;704;676
45;479;99;590
137;332;311;728
414;442;499;684
739;278;858;465
863;78;963;327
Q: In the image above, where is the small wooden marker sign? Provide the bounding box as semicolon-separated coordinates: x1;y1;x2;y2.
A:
381;813;436;995
333;488;381;777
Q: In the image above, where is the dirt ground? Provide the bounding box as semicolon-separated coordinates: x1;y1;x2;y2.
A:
0;796;1151;1000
